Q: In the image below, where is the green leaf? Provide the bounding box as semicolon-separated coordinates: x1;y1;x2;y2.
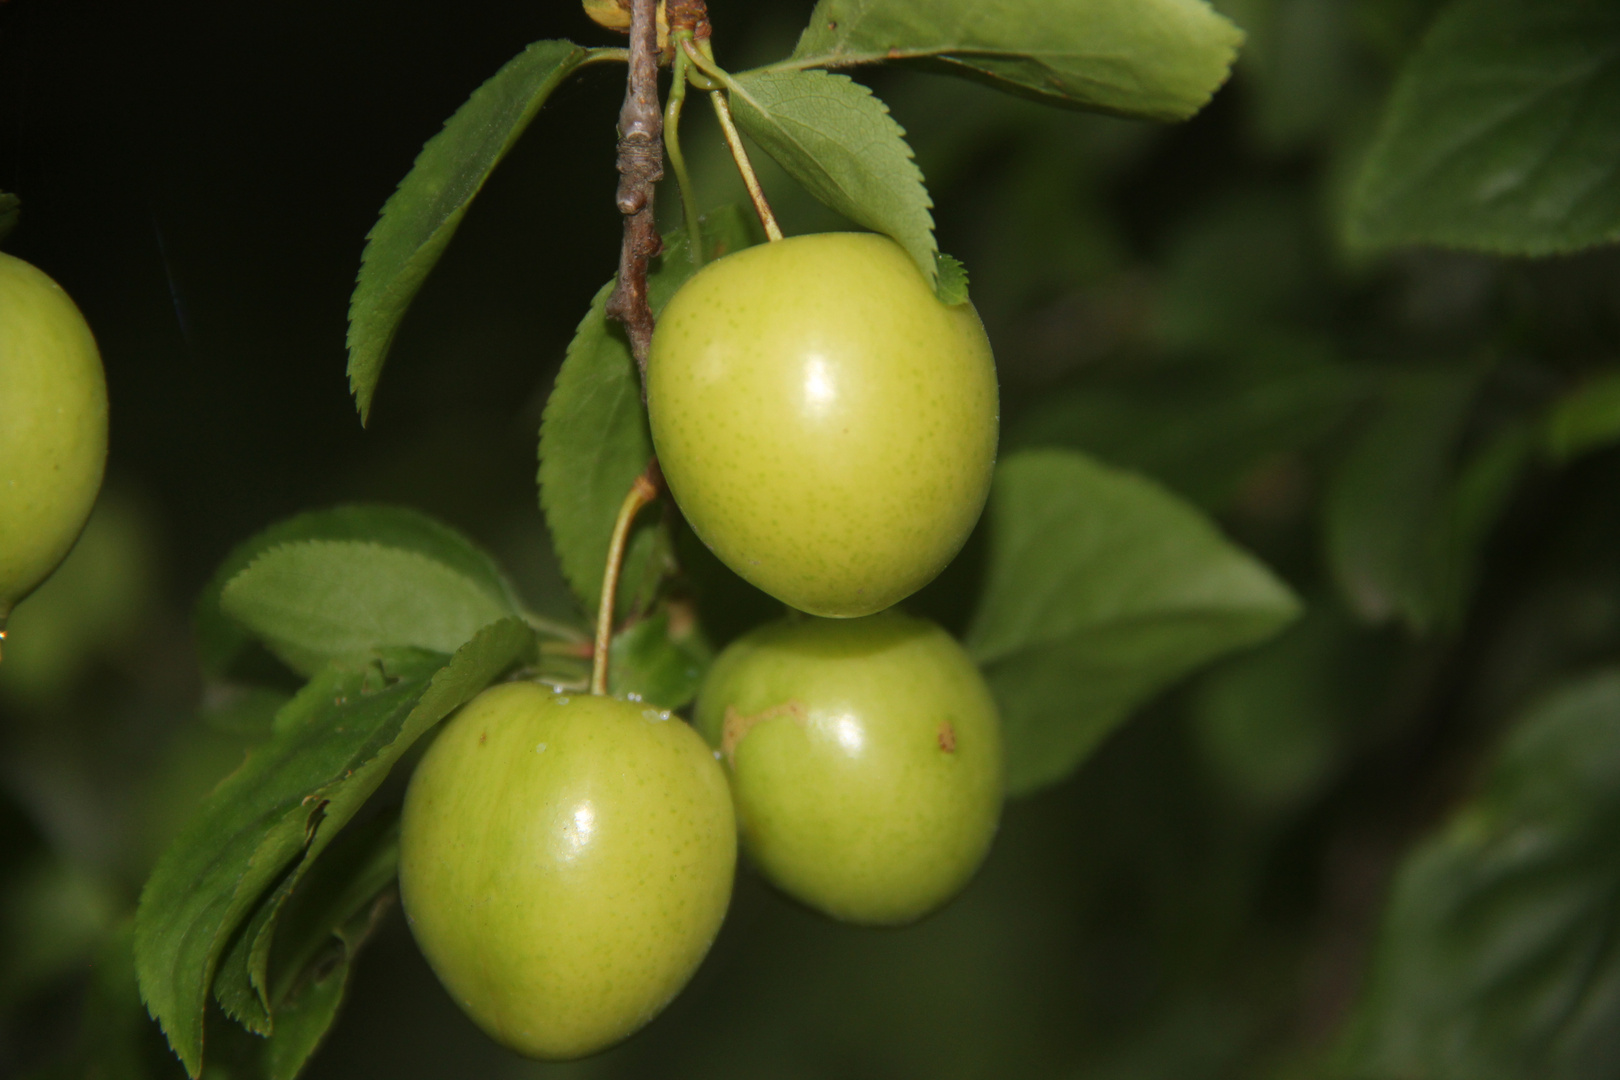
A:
213;814;397;1079
195;505;526;679
609;609;713;710
219;541;516;676
1333;670;1620;1079
934;251;970;306
0;192;18;245
1545;370;1620;463
538;205;761;615
966;450;1300;795
1323;368;1479;632
726;68;938;290
785;0;1243;122
1347;0;1620;254
346;39;592;423
135;618;534;1076
210;810;395;1039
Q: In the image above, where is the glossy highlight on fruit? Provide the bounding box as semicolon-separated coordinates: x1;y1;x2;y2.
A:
399;682;736;1059
646;233;998;618
695;611;1003;925
0;251;108;619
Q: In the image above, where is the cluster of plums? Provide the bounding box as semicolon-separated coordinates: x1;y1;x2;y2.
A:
399;233;1006;1058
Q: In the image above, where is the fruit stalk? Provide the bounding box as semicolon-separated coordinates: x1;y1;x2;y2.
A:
591;462;664;695
681;39;783;243
604;0;665;376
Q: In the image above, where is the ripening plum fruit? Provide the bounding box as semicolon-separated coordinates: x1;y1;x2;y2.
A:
646;233;997;618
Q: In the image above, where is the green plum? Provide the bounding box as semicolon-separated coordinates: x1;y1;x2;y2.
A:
399;682;736;1059
646;233;998;618
0;251;108;623
695;611;1003;925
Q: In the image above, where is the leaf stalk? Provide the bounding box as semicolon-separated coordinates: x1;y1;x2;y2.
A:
665;36;705;266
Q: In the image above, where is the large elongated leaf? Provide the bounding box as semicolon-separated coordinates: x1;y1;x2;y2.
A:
347;39;592;422
219;541;515;675
783;0;1243;122
1333;670;1620;1080
537;206;760;615
726;68;938;290
135;619;534;1076
195;505;527;678
966;450;1300;794
1347;0;1620;254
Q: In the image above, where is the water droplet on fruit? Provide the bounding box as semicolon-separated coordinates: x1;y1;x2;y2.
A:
536;742;548;753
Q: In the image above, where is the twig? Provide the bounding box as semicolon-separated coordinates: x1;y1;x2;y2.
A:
604;0;665;377
591;463;664;696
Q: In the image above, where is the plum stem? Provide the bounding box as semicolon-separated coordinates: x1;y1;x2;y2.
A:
592;462;664;696
682;38;783;242
604;0;665;379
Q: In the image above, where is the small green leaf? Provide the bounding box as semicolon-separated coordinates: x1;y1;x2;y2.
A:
219;541;515;676
609;609;713;710
934;252;970;305
0;192;19;245
727;68;938;289
615;517;678;624
1332;670;1620;1079
966;450;1300;795
1347;0;1620;254
786;0;1243;121
1545;370;1620;463
136;619;534;1076
1323;368;1479;632
347;39;592;422
538;205;761;615
195;505;526;679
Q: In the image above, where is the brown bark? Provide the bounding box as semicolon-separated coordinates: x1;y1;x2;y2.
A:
604;0;665;377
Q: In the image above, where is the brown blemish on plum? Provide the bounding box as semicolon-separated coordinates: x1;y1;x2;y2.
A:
722;700;808;762
938;720;957;753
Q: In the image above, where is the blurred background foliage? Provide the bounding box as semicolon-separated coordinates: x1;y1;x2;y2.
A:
3;0;1620;1076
